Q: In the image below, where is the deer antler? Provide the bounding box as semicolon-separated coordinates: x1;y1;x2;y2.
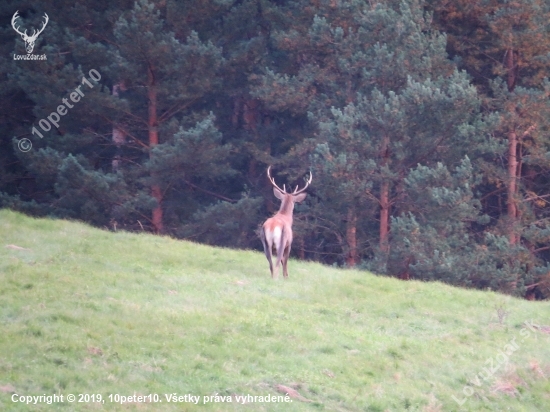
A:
267;166;287;194
267;166;312;195
292;170;312;195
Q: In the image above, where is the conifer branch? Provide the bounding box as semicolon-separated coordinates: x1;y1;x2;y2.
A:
183;179;236;203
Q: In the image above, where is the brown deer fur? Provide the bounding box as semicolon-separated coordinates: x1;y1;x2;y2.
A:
260;167;311;279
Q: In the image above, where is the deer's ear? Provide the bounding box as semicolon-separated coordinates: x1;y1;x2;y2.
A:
293;193;307;203
273;187;285;200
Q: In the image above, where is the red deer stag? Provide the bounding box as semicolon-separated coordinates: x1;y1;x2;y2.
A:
260;166;312;279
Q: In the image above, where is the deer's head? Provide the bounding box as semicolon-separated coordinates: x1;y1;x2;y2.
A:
267;166;312;215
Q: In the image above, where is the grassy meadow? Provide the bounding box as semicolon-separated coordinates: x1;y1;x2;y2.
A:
0;208;549;411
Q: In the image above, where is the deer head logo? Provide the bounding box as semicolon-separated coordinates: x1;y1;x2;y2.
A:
11;11;49;54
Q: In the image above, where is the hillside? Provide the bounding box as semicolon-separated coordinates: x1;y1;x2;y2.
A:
0;209;549;411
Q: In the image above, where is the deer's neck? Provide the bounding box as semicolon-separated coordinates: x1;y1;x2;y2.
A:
277;198;294;218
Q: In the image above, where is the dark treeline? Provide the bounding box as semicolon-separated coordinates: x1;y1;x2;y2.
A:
2;0;550;299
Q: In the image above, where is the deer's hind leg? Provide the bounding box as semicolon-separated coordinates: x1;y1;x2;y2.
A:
260;227;274;277
272;231;287;280
282;243;291;278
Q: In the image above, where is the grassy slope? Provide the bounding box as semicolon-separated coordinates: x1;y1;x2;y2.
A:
0;209;549;412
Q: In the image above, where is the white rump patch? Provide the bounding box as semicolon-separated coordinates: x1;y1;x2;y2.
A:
268;226;282;252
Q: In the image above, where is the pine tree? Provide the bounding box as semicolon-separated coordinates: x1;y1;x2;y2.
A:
388;157;529;291
105;0;225;232
431;0;550;296
3;1;121;223
255;0;490;268
4;0;234;235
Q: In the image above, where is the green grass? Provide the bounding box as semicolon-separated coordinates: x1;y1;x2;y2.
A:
0;209;549;411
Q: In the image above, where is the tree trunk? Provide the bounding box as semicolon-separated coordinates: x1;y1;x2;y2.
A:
504;47;519;245
148;67;163;234
505;48;517;92
345;207;358;267
298;236;305;260
507;129;519;245
112;83;126;172
379;134;390;252
380;179;390;253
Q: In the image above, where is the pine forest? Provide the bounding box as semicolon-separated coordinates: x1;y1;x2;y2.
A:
2;0;550;299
